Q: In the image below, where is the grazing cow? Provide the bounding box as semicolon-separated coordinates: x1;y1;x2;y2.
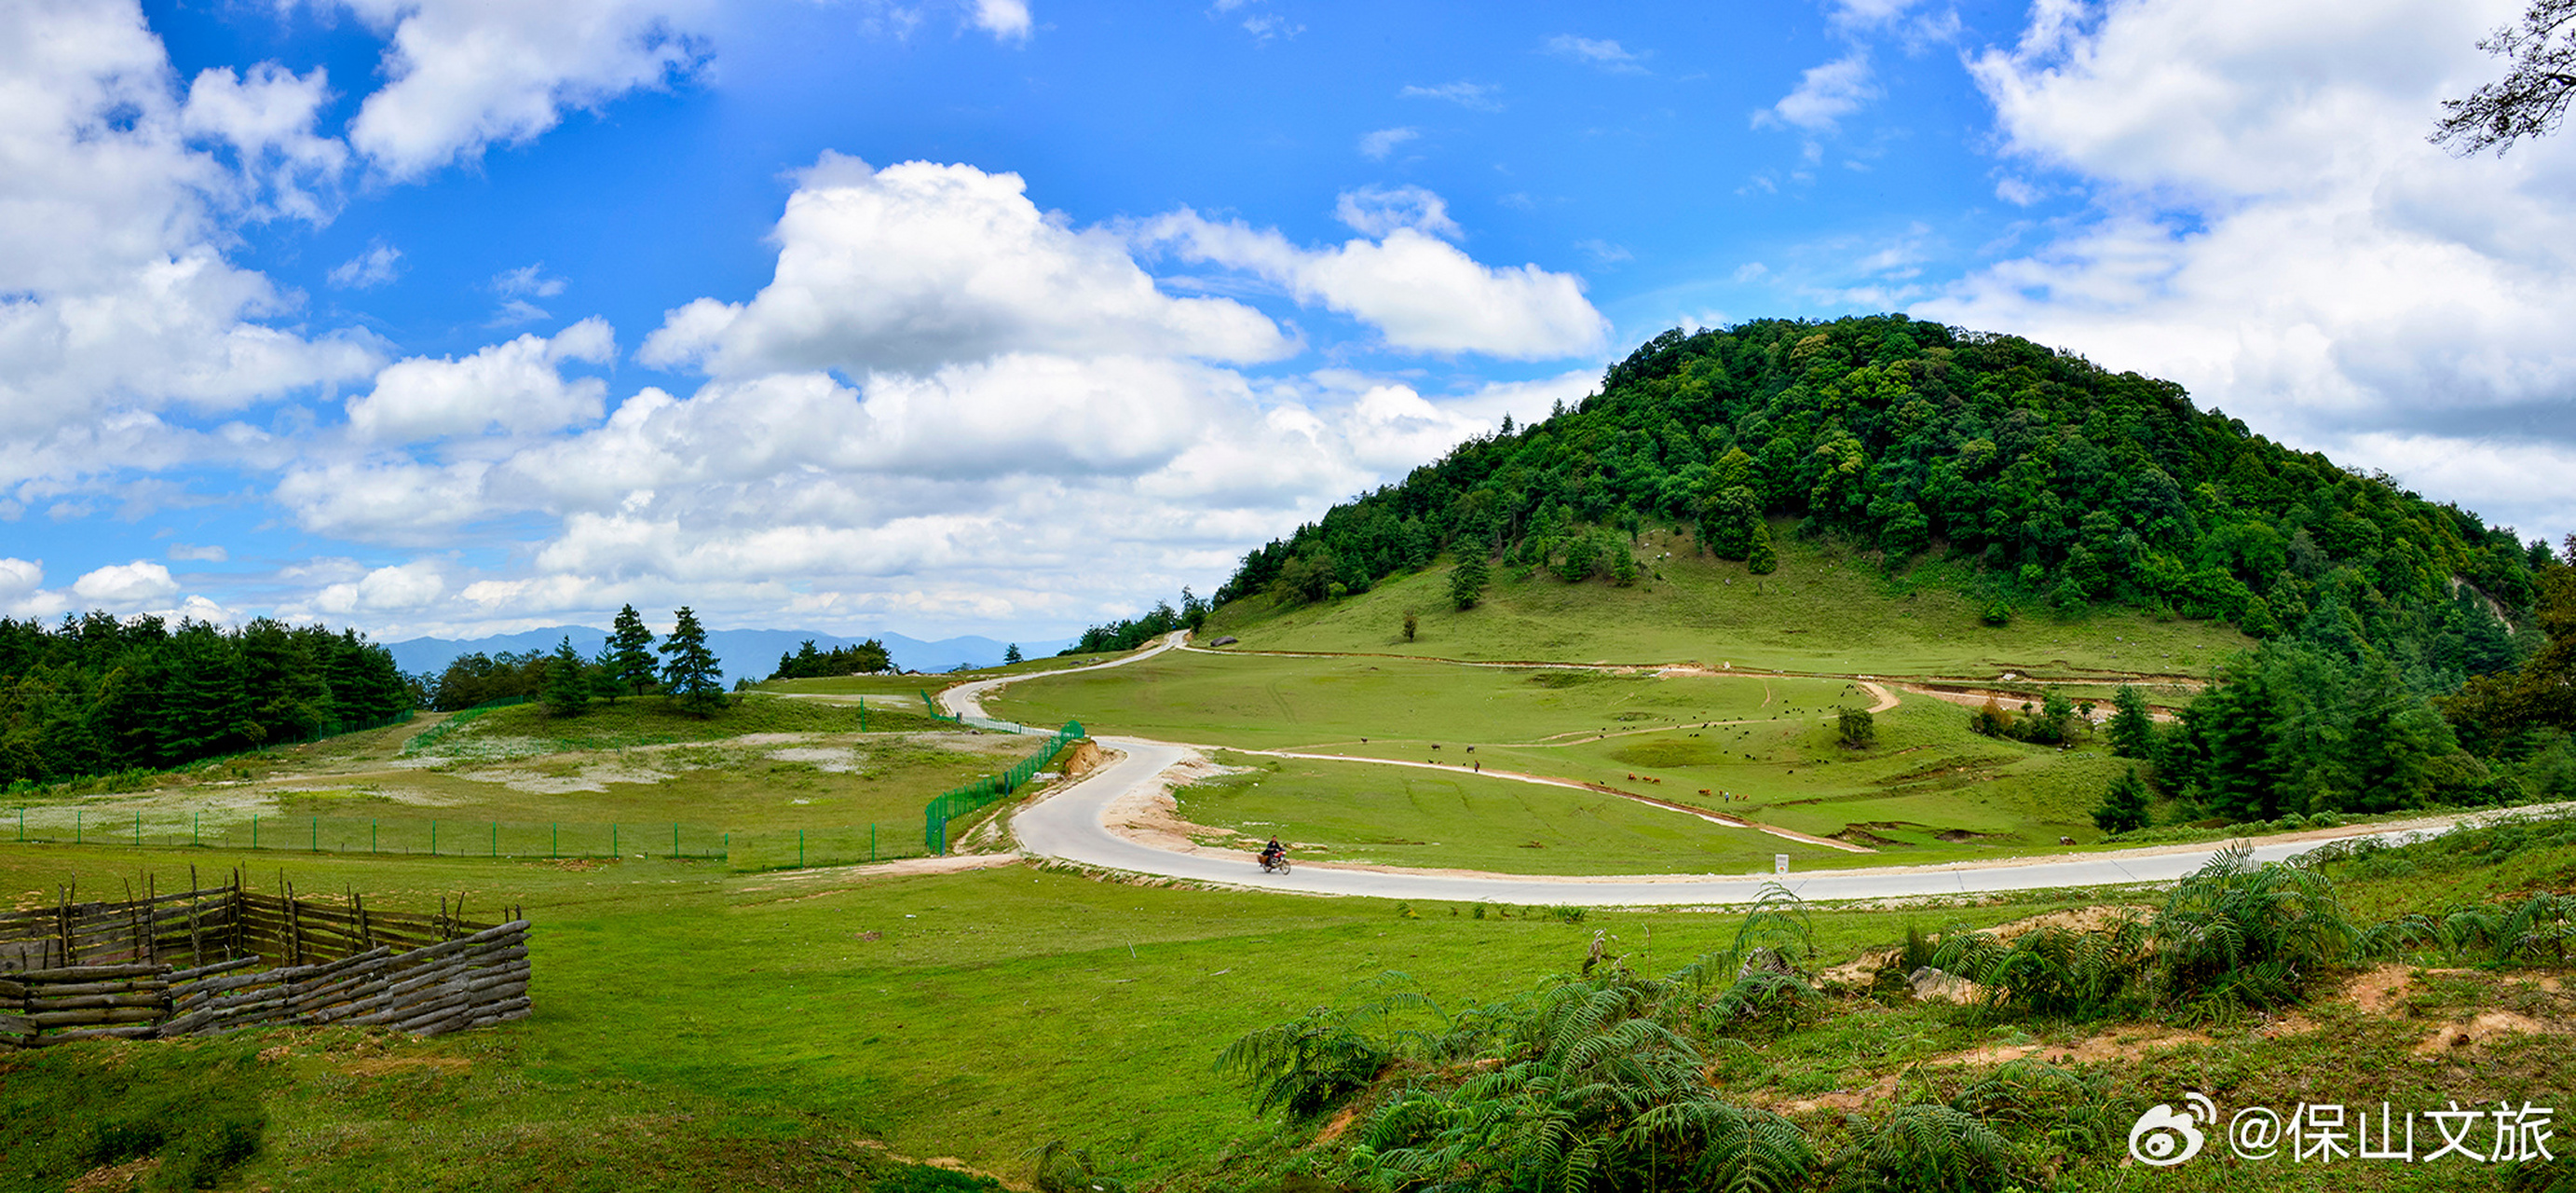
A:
2058;836;2076;845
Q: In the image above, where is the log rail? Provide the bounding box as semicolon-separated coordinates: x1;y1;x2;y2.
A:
0;872;528;1049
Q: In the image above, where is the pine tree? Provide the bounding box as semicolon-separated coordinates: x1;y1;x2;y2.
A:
1003;643;1023;665
607;604;659;697
658;607;726;717
1747;519;1779;575
2092;767;2153;834
543;637;591;717
1449;552;1490;610
2107;685;2155;758
589;645;626;703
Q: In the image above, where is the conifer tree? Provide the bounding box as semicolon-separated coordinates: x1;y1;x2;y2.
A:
589;645;626;703
1747;520;1779;575
2107;685;2155;758
658;607;726;717
1449;552;1490;610
607;604;659;697
2092;767;2153;834
543;637;591;717
1003;643;1023;665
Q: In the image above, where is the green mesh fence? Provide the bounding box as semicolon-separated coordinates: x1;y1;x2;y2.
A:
919;689;962;723
7;808;729;861
923;720;1084;855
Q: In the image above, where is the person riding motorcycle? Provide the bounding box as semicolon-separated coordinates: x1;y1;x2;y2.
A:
1259;837;1287;871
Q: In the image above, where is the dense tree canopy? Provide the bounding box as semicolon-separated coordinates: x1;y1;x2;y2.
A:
1219;317;2541;688
769;638;892;679
1061;589;1207;656
0;613;410;786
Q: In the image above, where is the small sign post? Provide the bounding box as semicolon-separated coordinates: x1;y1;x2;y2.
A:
1774;854;1790;875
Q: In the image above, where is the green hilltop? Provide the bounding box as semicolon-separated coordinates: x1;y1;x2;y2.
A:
1210;314;2536;680
1146;315;2576;826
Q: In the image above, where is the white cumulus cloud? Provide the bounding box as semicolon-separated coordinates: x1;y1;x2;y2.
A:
638;154;1294;377
346;318;616;443
1138;205;1608;360
340;0;715;181
1919;0;2576;538
0;0;383;496
72;560;179;607
1761;52;1877;131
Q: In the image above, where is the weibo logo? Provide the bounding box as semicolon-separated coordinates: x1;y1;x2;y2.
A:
2128;1093;2217;1167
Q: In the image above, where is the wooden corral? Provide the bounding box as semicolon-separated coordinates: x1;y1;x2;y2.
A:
0;873;528;1049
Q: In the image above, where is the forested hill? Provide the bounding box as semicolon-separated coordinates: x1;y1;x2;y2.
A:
1217;315;2542;675
0;615;411;787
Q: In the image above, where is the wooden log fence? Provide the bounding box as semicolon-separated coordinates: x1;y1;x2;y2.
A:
0;872;529;1049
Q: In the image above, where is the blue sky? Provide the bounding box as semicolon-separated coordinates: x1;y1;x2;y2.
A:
4;0;2571;643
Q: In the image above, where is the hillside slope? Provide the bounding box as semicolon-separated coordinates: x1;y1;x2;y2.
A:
1212;315;2535;690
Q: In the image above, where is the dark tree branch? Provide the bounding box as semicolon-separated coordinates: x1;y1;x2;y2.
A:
2434;0;2576;156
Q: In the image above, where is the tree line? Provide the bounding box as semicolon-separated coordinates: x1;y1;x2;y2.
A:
1059;589;1209;656
2082;542;2576;832
769;638;891;679
1219;317;2541;679
420;606;730;719
0;613;410;786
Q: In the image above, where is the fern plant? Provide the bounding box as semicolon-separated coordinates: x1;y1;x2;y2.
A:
1827;1104;2015;1193
1215;975;1449;1117
1929;921;2147;1020
2151;843;2358;1009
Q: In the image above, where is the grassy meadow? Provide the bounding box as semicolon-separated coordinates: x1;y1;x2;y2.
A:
5;694;1034;871
1200;526;2252;681
6;813;2573;1191
990;645;2144;867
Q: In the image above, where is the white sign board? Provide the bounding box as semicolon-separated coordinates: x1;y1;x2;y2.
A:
1774;854;1790;875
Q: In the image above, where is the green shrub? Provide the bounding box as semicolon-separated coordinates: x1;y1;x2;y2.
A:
1827;1104;2015;1193
1930;921;2147;1020
2151;843;2357;1010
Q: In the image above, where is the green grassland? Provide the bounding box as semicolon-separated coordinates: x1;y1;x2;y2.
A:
1178;751;1808;874
985;646;1870;750
6;815;2572;1192
753;651;1128;699
1202;524;2251;681
0;843;2168;1190
991;646;2138;867
4;695;1037;871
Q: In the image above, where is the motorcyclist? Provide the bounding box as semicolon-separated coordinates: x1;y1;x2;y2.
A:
1259;837;1286;870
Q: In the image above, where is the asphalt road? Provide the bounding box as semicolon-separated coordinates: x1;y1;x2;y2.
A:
1006;735;2510;904
970;636;2542;905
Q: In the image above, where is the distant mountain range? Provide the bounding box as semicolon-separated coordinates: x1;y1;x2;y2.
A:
383;626;1071;688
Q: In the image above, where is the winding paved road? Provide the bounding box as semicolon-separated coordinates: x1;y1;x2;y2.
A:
955;635;2544;906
